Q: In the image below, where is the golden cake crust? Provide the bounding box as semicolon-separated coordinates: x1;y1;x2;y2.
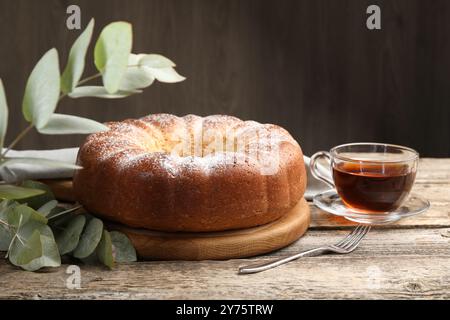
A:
73;114;306;232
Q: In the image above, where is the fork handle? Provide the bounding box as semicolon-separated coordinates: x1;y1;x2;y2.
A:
238;247;328;274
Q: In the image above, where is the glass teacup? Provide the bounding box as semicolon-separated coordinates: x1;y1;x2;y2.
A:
310;143;419;213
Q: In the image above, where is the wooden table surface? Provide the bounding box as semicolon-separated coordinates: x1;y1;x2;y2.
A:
0;158;449;299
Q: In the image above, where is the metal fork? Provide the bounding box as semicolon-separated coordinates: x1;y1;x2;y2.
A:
238;225;371;274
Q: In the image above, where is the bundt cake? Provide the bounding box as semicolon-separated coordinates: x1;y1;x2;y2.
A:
73;114;307;232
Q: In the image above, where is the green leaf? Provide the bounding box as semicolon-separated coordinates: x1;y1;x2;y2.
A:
110;231;137;262
0;201;20;251
61;19;95;94
118;53;184;90
138;53;185;83
68;86;141;99
37;113;109;135
0;201;13;251
94;22;132;94
0;185;45;200
146;67;185;83
37;200;58;217
55;214;86;255
19;223;61;271
7;211;49;267
9;229;42;266
7;204;48;227
140;54;176;68
97;230;114;268
22;48;60;129
73;217;103;259
0;199;14;211
119;54;155;91
18;180;54;210
0;227;11;251
1;157;82;170
0;79;8;150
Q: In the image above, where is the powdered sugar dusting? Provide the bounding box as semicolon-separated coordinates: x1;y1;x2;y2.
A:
81;114;298;176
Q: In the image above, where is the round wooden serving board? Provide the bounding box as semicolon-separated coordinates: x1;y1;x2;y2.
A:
107;198;310;260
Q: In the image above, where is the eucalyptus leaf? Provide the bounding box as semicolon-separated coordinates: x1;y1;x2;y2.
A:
9;229;42;266
55;214;86;255
8;211;57;271
61;19;95;94
0;199;15;211
146;67;186;83
22;48;60;129
18;180;54;210
68;86;141;99
140;54;176;68
37;200;58;217
0;79;8;150
0;202;13;251
73;217;103;259
37;113;109;135
94;22;132;93
19;223;61;271
110;231;137;262
137;53;185;83
7;204;48;227
0;185;45;200
119;54;155;91
1;157;82;171
97;230;114;269
0;226;11;251
119;69;154;91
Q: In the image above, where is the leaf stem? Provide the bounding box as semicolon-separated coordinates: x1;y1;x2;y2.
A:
47;205;82;220
77;73;102;87
0;218;9;228
1;124;34;158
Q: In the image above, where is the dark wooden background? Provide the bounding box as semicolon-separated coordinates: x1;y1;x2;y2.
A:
0;0;449;156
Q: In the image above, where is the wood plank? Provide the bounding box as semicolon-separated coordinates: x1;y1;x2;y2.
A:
273;227;450;257
416;158;450;183
0;228;448;299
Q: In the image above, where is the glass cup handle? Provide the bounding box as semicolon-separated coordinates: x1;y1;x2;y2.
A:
309;151;335;188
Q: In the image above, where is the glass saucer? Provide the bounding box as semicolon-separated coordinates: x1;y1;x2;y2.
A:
313;190;430;224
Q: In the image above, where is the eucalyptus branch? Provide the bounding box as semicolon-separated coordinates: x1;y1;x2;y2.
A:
1;72;103;159
0;20;180;271
1;66;145;158
1;124;34;158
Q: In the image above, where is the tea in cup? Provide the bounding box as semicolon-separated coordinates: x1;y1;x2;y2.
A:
310;143;419;213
